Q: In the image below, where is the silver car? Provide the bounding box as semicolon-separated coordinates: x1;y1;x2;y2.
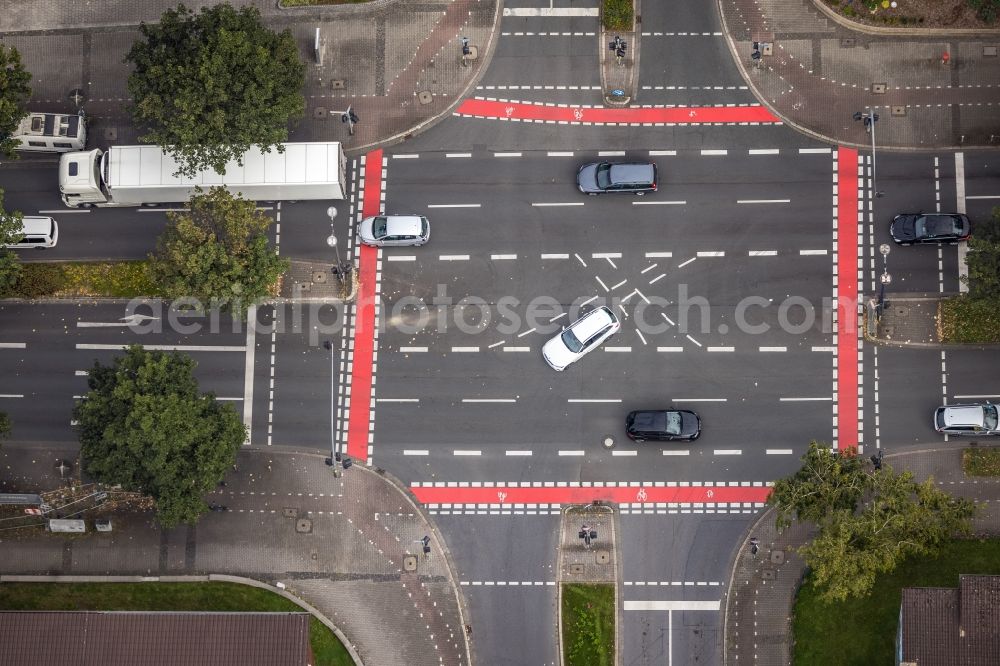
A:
358;215;430;247
542;306;621;371
934;402;999;436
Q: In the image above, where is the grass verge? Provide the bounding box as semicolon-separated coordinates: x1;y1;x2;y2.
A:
0;581;353;666
562;582;615;666
963;447;1000;477
602;0;633;31
792;538;1000;665
939;295;1000;344
4;261;158;298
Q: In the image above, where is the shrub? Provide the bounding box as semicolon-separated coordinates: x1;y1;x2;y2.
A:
603;0;633;31
968;0;1000;23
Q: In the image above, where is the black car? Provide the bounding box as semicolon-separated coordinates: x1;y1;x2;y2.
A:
625;409;701;442
577;161;657;195
889;213;970;245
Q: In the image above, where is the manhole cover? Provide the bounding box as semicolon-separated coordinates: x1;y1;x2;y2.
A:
283;508;298;518
984;45;997;57
871;83;886;94
313;107;327;120
331;79;345;89
596;550;610;564
104;128;117;141
894;306;908;316
403;555;418;571
296;518;312;533
762;569;776;581
570;563;584;575
602;435;615;449
891;106;907;117
418;91;433;105
311;549;318;561
771;550;785;565
313;271;327;284
840;38;856;48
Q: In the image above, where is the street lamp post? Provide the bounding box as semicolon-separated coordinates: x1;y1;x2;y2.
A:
326;206;351;285
878;242;892;314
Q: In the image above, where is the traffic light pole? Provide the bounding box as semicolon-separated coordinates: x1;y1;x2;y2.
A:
331;105;359;135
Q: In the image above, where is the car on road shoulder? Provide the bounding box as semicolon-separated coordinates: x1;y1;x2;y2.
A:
542;306;620;371
934;402;999;436
358;214;430;247
625;409;702;442
576;161;657;195
890;213;970;245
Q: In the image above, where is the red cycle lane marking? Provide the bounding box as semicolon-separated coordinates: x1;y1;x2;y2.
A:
455;98;781;125
837;147;859;452
346;149;383;462
410;485;771;505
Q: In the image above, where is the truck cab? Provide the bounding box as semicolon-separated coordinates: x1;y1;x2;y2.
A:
59;149;110;207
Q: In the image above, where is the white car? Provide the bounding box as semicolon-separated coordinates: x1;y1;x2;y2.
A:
542;306;620;371
358;215;430;247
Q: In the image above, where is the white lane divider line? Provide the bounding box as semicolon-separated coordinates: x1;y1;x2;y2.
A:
404;449;430;456
748;250;777;256
657;346;683;352
505;450;533;456
503;346;530;352
766;449;794;455
612;450;638;457
649;150;677;156
633;200;686;206
488;340;506;349
604;347;632;352
677;257;696;269
811;346;835;352
0;394;24;398
387;255;416;262
453;450;482;456
799;147;832;154
697;251;725;257
672;398;727;402
494;152;522;157
595;275;610;292
559;450;586;456
0;342;27;348
662;450;690;456
428;203;481;208
532;202;585;207
598;150;626;156
701;149;728;156
799;249;828;255
542;253;570;259
77;343;246;352
392;153;420;159
714;449;742;455
779;396;833;401
759;346;787;352
377;398;420;403
737;199;790;204
439;255;470;261
568;398;622;403
547;151;576;157
462;398;517;403
75;370;89;376
707;346;735;352
452;346;480;353
517;328;537;338
645;252;672;258
749;149;780;155
400;346;428;353
446;153;472;158
492;254;518;260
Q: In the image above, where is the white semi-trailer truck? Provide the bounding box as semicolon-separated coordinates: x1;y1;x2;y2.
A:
58;142;346;207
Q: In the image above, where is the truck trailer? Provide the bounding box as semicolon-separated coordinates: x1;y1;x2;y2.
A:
58;142;347;207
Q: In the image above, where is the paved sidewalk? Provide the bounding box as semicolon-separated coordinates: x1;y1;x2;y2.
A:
0;445;472;666
717;0;1000;148
0;0;501;154
722;445;1000;665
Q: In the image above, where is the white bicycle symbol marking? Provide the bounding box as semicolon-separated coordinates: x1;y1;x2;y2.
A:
505;106;515;117
636;488;648;503
497;491;508;503
573;108;584;121
706;489;714;499
688;110;697;118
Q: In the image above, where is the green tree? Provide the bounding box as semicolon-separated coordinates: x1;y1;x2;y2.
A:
769;444;976;602
149;187;288;314
0;189;24;293
0;44;32;159
125;3;305;177
74;345;245;527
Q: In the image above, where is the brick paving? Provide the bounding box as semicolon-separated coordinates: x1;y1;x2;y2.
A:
0;445;471;666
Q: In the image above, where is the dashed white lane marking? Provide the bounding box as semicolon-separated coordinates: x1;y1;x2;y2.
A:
662;450;690;456
0;343;27;348
481;86;602;91
494;152;522;157
549;312;568;322
811;346;835;352
568;398;622;403
462;581;556;586
748;250;777;256
645;252;673;258
580;295;598;306
799;249;828;255
404;449;430;456
749;149;780;155
766;449;794;455
532;202;584;207
707;346;735;352
673;398;727;402
0;394;24;398
642;31;723;36
759;346;787;352
596;276;610;291
547;151;575;157
446;153;472;158
488;340;506;349
714;449;742;455
503;346;530;352
559;450;586;456
74;370;89;376
657;346;684;352
661;313;675;326
685;334;702;347
612;450;638;457
799;148;832;154
737;199;790;204
428;203;481;208
542;253;570;259
392;153;419;159
492;254;518;260
599;150;626;156
779;397;833;401
506;450;533;456
624;600;721;611
77;343;246;352
454;450;482;456
592;252;622;259
701;149;728;156
377;398;420;403
641;263;658;274
624;581;723;587
502;6;599;16
400;346;428;352
649;150;677;156
387;255;416;262
954;393;1000;399
440;254;470;261
610;279;628;290
462;398;517;403
636;330;648;345
633;200;686;205
604;346;632;352
452;346;480;352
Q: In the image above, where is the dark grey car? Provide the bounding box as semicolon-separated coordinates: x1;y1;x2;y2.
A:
625;409;701;442
890;213;970;245
577;162;657;195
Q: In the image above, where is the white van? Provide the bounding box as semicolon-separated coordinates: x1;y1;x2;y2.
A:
5;216;59;249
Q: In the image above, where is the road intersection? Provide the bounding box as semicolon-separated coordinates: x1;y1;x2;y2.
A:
2;0;1000;664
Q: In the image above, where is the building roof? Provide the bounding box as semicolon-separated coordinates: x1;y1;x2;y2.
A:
0;611;313;666
900;574;1000;666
